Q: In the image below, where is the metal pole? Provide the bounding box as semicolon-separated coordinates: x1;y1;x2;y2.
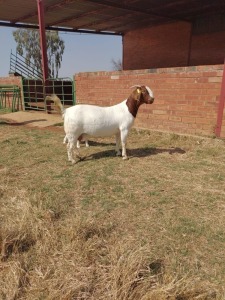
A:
37;0;48;82
215;59;225;137
187;23;193;66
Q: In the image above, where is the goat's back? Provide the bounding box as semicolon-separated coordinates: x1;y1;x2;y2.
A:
64;101;134;137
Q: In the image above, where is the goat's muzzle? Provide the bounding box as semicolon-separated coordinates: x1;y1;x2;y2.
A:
148;97;154;104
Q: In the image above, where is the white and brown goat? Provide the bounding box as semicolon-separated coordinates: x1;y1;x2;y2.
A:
50;85;154;164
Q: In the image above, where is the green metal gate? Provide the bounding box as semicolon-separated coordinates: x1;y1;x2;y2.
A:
45;78;75;113
22;78;44;111
22;77;75;113
0;85;22;112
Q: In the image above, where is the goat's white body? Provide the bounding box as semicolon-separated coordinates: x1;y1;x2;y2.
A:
64;100;134;138
63;100;134;163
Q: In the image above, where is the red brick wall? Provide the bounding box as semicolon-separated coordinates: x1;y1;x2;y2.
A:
191;31;225;66
0;76;22;87
221;115;225;138
75;65;224;138
123;22;192;70
123;22;225;70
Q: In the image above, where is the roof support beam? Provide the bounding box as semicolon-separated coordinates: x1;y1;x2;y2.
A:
0;21;122;35
85;0;190;23
49;8;106;27
37;0;48;81
12;0;76;24
215;59;225;137
12;0;189;30
72;11;134;31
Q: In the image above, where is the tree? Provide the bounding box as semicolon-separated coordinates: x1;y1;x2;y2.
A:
111;58;122;71
13;29;65;78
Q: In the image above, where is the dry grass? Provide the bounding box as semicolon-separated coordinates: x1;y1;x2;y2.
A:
0;122;225;299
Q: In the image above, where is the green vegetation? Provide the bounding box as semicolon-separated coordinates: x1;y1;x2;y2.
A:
0;108;14;114
13;29;65;78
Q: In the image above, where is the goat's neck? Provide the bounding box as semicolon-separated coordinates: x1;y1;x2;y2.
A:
126;96;142;117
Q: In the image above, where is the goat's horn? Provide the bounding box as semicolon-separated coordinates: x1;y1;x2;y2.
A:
130;84;141;89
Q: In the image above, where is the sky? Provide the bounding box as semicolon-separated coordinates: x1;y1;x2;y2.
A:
0;27;122;78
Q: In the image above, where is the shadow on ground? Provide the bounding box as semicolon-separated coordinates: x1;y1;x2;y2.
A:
77;145;186;162
0;119;47;126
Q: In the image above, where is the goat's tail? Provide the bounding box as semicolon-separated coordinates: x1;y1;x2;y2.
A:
45;94;65;117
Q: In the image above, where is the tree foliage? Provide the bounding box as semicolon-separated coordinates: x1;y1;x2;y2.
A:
13;29;65;78
111;58;122;71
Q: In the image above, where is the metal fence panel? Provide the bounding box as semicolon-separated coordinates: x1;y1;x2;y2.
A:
0;85;21;112
22;77;75;113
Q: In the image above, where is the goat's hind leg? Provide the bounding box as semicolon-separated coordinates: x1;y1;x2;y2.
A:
66;136;82;164
63;135;68;144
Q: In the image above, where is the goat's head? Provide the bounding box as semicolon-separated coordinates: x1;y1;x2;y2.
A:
131;85;154;105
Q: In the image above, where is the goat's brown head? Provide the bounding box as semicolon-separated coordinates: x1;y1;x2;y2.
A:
131;85;154;104
126;85;154;118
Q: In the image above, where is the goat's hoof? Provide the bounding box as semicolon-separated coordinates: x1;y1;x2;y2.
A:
122;156;129;160
77;155;85;161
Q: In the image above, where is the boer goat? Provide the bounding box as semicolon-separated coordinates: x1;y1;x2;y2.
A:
50;85;154;164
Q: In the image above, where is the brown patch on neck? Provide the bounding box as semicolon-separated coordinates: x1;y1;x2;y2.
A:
126;94;141;118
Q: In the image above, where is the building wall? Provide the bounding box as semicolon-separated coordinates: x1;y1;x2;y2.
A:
123;22;225;70
190;31;225;66
75;65;224;138
123;22;192;70
222;114;225;137
1;67;224;138
0;76;22;87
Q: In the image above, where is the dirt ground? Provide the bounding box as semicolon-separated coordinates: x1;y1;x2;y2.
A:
0;111;62;128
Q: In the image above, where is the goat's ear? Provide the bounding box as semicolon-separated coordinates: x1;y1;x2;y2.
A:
133;88;142;102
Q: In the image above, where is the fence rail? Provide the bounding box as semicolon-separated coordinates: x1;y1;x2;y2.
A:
10;51;42;79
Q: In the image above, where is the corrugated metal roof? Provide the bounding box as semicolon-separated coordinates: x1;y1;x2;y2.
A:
0;0;225;35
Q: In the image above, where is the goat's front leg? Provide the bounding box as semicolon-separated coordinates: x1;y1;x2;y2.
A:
115;132;121;156
120;129;129;160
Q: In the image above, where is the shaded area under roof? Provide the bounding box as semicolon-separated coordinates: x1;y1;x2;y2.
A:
0;0;225;35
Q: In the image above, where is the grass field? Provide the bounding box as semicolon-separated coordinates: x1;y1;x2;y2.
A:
0;121;225;299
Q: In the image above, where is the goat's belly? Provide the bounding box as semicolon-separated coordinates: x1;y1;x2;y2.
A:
83;123;119;137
